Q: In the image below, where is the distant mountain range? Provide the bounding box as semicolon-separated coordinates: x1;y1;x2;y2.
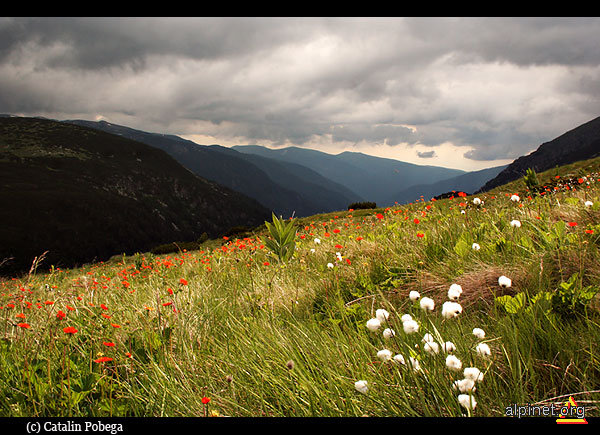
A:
478;115;600;193
0;117;269;275
232;145;469;206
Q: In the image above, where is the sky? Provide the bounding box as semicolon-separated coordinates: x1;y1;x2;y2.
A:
1;17;599;171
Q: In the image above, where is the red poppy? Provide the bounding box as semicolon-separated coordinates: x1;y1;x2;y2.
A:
568;222;578;227
179;278;188;286
585;229;594;234
94;357;113;363
201;397;211;405
16;313;25;319
417;232;425;238
162;301;173;307
56;310;66;320
103;341;115;347
17;322;30;329
66;305;75;311
414;218;420;224
376;213;384;220
100;304;108;310
333;228;341;233
263;262;270;266
335;244;343;249
63;326;78;334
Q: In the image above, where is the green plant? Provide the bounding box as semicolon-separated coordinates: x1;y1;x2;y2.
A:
551;273;599;318
523;167;539;190
264;213;297;262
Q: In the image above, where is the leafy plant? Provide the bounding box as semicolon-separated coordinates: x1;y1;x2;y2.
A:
523;167;539;190
264;213;297;262
551;273;599;318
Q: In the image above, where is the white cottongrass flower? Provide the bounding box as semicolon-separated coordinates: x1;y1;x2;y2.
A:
498;275;512;288
366;318;381;332
464;367;484;383
375;309;390;323
442;301;463;319
472;243;481;251
476;343;492;358
447;284;463;300
422;333;434;343
409;290;421;301
424;341;440;355
408;357;421;372
403;319;419;334
383;328;396;339
458;394;477;411
377;349;393;362
510;219;521;228
327;263;334;269
510;194;520;202
401;314;413;323
420;296;435;312
461;210;466;215
472;328;486;339
336;252;343;261
393;354;406;365
585;200;593;207
473;197;482;205
446;354;463;372
314;238;321;244
310;248;316;253
354;380;368;394
442;341;456;353
453;378;476;393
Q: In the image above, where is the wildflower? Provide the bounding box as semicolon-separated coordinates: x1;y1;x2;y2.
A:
453;378;476;393
584;200;593;207
377;349;393;361
327;263;334;269
382;328;396;339
586;229;594;234
17;323;30;329
94;357;113;363
56;310;66;320
422;333;434;343
567;222;577;227
100;304;108;310
424;341;440;355
498;275;512;288
419;297;435;312
476;343;491;358
464;367;484;382
310;248;316;253
408;357;421;372
286;360;295;370
375;308;389;323
442;341;456;353
510;194;520;202
63;326;78;334
393;354;406;365
366;318;381;332
103;341;116;347
314;238;321;244
354;380;368;394
510;219;521;228
413;218;420;224
162;301;172;307
472;328;486;339
409;290;420;301
447;284;463;300
401;314;413;323
472;243;481;251
442;301;462;319
403;319;419;334
446;354;463;372
458;394;477;411
179;278;188;286
263;261;270;266
202;397;211;405
473;198;482;205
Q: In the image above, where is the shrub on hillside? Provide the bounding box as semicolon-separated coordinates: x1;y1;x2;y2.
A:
348;201;377;210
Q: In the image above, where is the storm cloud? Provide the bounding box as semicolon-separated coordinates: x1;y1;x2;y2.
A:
1;17;599;170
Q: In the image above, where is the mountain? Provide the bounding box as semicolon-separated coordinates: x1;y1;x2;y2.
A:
232;145;466;207
477;116;600;193
65;120;362;217
385;164;507;204
0;117;270;275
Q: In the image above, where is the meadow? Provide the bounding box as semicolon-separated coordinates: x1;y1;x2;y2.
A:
1;157;599;418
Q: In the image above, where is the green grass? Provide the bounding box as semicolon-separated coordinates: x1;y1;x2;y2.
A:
1;157;600;418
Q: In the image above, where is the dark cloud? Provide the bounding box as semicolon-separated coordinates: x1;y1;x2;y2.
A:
417;150;437;158
1;17;599;168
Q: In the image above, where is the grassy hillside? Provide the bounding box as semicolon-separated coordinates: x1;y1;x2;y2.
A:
0;154;599;418
0;117;270;276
